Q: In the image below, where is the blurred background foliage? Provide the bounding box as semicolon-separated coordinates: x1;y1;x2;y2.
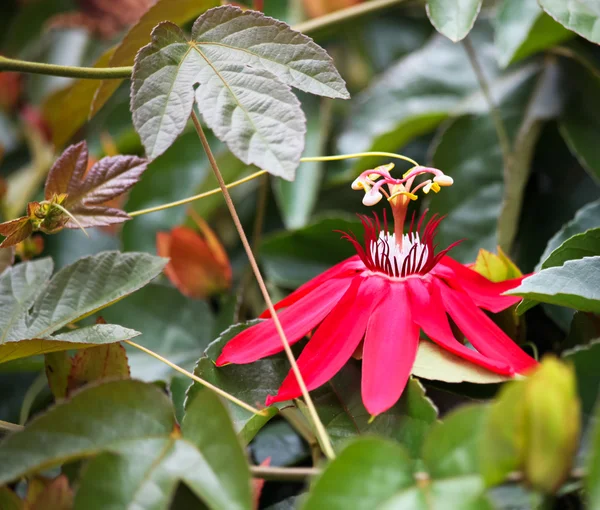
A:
1;0;600;508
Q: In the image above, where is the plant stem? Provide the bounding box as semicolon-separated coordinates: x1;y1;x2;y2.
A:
250;465;320;482
0;55;132;79
19;373;47;425
190;110;336;461
0;420;23;432
127;170;267;217
462;37;512;168
124;340;266;416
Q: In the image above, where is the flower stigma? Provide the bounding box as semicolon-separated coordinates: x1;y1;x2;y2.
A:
351;161;453;249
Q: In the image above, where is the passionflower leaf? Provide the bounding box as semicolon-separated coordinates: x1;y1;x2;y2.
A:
0;252;166;363
130;5;349;179
44;141;148;228
0;380;253;510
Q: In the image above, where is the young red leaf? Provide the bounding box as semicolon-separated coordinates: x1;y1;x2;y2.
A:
0;217;33;248
44;141;148;228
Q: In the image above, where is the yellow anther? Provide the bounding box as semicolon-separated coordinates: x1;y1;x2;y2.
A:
423;181;441;194
402;166;418;179
433;174;453;187
388;190;418;202
351;177;368;191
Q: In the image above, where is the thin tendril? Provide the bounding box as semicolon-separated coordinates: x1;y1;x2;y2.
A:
53;203;89;238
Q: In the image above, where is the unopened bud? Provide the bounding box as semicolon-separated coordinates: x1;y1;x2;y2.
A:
433;174;453;187
362;189;383;206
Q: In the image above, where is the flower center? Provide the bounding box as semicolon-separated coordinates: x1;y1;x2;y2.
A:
372;231;430;276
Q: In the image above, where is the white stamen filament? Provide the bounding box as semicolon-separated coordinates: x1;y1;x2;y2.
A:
371;231;429;273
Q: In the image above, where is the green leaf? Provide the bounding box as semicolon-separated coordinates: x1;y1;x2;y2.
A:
508;256;600;314
42;0;221;149
412;340;510;384
308;361;437;458
261;215;361;288
426;0;483;42
494;0;573;68
480;382;526;486
188;321;282;444
0;252;165;363
562;340;600;416
303;431;492;510
336;28;497;173
0;487;21;510
421;405;487;478
45;351;71;399
560;69;600;184
586;400;600;509
131;6;348;178
537;198;600;270
301;437;415;510
0;380;252;510
539;0;600;44
540;228;600;270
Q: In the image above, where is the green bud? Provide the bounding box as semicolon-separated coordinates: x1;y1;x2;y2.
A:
523;356;580;493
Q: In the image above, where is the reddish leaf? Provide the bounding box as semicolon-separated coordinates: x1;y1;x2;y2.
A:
157;214;232;299
67;342;130;395
26;475;73;510
48;0;155;39
0;217;33;248
44;141;148;228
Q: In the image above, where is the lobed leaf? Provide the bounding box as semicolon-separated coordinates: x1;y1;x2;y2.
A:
45;141;148;228
130;5;349;179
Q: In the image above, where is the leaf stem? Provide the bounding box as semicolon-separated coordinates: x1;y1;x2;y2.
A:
124;340;266;417
19;373;46;425
127;170;268;217
127;152;418;218
462;37;512;168
190;110;336;460
0;420;24;432
250;465;320;481
0;55;132;79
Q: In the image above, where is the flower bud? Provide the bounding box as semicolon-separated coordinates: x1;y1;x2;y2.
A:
433;174;453;187
523;357;580;493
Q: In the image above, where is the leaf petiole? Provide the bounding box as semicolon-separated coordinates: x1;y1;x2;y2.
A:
124;340;268;417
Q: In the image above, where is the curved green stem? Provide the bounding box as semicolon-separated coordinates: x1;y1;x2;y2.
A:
127;152;419;218
0;55;132;79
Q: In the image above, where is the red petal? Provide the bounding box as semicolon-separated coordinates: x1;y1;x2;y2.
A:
216;276;354;366
435;279;537;374
361;281;420;416
259;256;363;318
266;275;385;405
406;278;514;376
435;257;525;313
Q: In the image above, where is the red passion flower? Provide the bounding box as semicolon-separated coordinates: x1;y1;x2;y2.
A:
216;163;537;415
